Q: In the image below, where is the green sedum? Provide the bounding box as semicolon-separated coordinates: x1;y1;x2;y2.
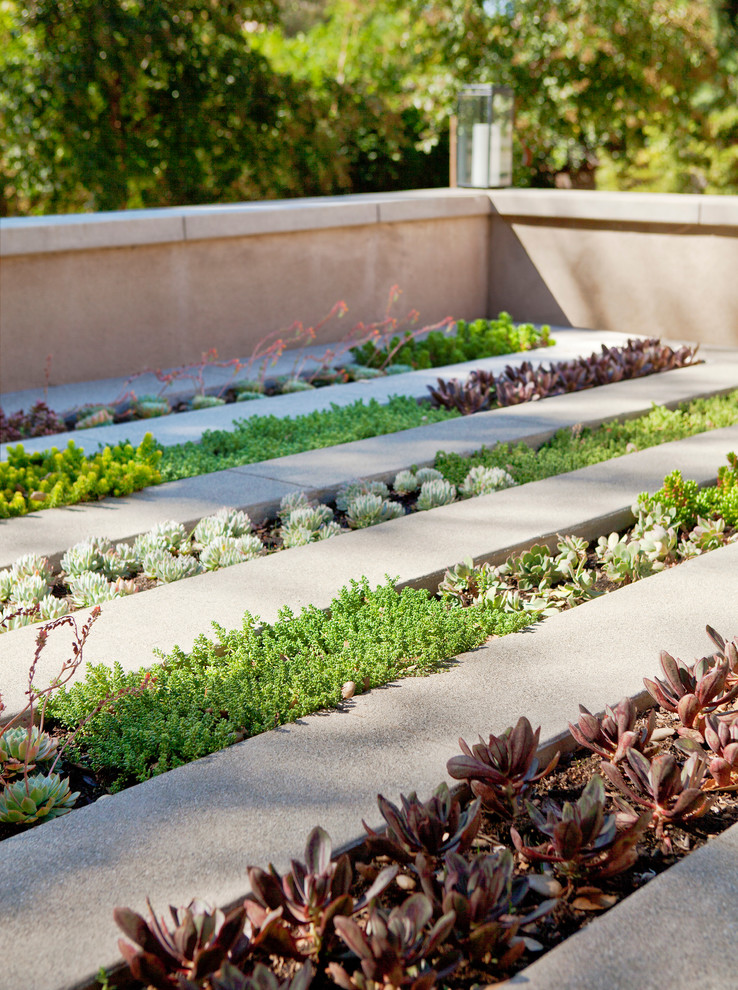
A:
49;578;532;791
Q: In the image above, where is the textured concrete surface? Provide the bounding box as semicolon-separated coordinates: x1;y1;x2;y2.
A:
1;327;658;454
2;357;736;568
3;422;737;723
1;540;736;990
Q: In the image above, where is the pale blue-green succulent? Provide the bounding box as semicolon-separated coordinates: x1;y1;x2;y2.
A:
0;773;78;823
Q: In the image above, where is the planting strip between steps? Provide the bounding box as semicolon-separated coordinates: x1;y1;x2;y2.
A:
2;359;736;569
0;329;642;458
1;540;737;990
2;422;738;727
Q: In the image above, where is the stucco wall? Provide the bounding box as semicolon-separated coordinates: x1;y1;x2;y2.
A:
487;190;738;346
0;191;490;392
2;188;738;393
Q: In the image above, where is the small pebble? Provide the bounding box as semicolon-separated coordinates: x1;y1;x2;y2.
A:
396;874;416;891
651;726;675;742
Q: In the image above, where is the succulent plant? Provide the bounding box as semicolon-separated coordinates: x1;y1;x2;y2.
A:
329;894;459;990
133;395;171;418
200;536;263;570
233;379;265;396
705;625;738;686
283;505;334;531
601;749;713;833
102;543;139;579
281;502;341;545
11;553;54;583
248;827;396;951
0;772;78;822
143;552;203;583
134;521;188;556
595;533;662;584
437;557;492;606
61;540;106;576
336;480;391;513
512;775;650;878
420;848;551;965
10;573;50;605
67;571;120;607
499;544;558;592
75;406;115;429
114;898;250;990
637;523;678;563
37;594;71;620
345;494;404;529
416;480;457;512
643;648;738;732
458;465;515;499
0;725;58;777
281;525;317;548
683;516;728;554
279;491;311;518
677;713;738;787
279;378;316;393
190;394;227;409
412;468;442;485
212;962;314;990
393;470;420;496
428;339;697;416
363;783;481;864
111;577;138;596
568;698;656;763
316;522;342;540
447;717;559;818
0;569;15;602
429;371;495;415
194;509;254;544
344;364;383;381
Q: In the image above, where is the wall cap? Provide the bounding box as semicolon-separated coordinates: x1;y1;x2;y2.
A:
0;189;489;257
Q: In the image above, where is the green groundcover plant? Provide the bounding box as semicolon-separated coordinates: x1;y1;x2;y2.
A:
351;313;551;370
433;393;738;487
159;397;458;481
49;580;531;791
0;435;162;518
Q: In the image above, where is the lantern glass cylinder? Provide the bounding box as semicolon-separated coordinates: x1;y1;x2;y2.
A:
456;85;513;188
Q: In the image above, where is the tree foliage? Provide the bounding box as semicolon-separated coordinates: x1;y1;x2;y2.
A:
1;0;736;213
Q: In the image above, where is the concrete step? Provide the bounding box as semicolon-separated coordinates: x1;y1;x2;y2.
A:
1;537;736;990
3;421;737;727
0;328;686;458
2;359;736;570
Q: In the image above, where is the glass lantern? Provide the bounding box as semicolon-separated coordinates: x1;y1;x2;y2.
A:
456;85;514;188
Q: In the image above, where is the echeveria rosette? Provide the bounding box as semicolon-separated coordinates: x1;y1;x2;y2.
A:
0;772;77;823
446;717;559;819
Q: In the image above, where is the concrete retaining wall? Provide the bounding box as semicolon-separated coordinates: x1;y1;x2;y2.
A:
487;189;738;345
2;188;737;392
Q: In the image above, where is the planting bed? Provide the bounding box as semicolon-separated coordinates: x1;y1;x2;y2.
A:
0;328;654;460
2;542;737;990
0;313;553;441
1;331;738;990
